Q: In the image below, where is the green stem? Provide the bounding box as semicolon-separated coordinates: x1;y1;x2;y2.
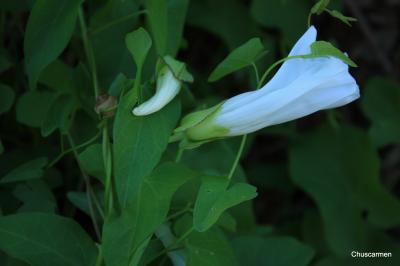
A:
95;246;103;266
90;10;147;35
227;134;247;180
78;7;99;99
47;132;101;168
67;133;102;240
175;148;184;163
251;62;260;85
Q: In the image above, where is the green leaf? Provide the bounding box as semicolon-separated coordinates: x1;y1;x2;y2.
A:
193;176;257;232
144;0;168;55
24;0;83;90
78;144;105;183
41;94;76;137
125;27;152;71
16;90;56;127
102;162;199;266
251;0;311;45
166;0;189;56
326;9;357;26
162;55;193;82
289;125;400;256
311;0;330;15
182;140;257;230
90;0;139;86
361;77;400;147
0;157;48;184
304;41;357;67
174;214;238;266
208;38;264;82
67;191;102;220
0;84;15;114
232;236;315;266
0;213;97;266
113;87;180;206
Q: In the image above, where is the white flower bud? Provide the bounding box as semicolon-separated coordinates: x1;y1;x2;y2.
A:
183;26;360;141
133;66;181;116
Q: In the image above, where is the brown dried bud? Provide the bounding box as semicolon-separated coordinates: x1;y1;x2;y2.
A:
95;94;117;118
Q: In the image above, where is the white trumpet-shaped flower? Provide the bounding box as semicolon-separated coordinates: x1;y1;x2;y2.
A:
181;26;360;142
133;66;181;116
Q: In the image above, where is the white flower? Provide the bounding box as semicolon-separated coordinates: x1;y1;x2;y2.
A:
133;66;181;116
183;26;360;141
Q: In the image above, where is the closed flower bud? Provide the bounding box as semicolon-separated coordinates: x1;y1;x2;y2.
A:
133;66;181;116
179;26;360;142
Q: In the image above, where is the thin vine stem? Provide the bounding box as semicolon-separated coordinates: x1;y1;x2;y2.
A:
227;134;247;180
67;133;102;240
90;10;147;35
47;132;101;168
78;7;99;99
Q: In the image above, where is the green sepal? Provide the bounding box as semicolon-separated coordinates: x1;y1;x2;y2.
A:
158;55;193;83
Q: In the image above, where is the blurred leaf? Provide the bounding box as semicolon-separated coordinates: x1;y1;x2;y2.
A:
103;162;198;266
0;49;12;73
174;214;238;266
24;0;83;90
289;125;400;256
0;84;15;114
325;9;357;26
67;191;102;220
16;90;56;127
166;0;189;56
108;73;131;97
144;0;168;55
311;0;330;15
39;60;75;93
0;213;97;266
41;94;76;137
78;144;105;183
90;0;139;86
188;0;262;49
232;236;315;266
113;87;180;206
13;181;56;213
0;157;47;184
125;27;152;71
361;77;400;147
251;0;310;45
193;176;257;232
208;38;264;82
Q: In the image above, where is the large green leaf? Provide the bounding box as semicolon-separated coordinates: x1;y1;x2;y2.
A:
144;0;168;55
0;157;48;184
193;176;257;231
24;0;82;90
0;213;97;266
361;77;400;147
232;236;315;266
208;37;264;82
289;125;400;256
113;88;180;206
102;162;199;266
0;84;15;114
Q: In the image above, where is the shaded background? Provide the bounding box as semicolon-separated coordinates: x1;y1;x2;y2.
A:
0;0;400;265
